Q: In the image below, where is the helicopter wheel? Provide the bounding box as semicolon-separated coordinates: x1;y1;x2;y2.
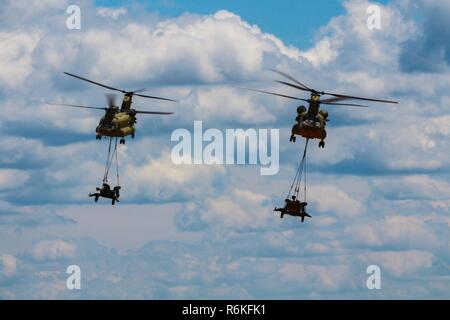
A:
319;141;325;148
96;135;102;140
290;135;296;143
120;139;125;145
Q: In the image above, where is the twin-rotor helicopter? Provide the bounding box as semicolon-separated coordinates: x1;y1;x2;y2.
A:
49;72;176;144
241;69;398;148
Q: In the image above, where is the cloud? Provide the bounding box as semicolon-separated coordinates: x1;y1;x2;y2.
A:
96;7;128;20
0;169;30;190
301;37;338;67
302;0;414;69
0;200;75;227
373;175;450;200
279;263;350;291
1;254;17;277
183;87;277;125
360;251;433;277
31;240;76;261
195;189;272;229
399;0;450;72
344;215;437;248
309;185;365;217
33;9;304;87
0;31;41;88
124;150;227;202
0;0;449;300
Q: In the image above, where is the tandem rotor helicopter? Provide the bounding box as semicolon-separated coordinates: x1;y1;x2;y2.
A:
240;70;398;222
49;72;176;144
242;69;398;148
48;72;176;205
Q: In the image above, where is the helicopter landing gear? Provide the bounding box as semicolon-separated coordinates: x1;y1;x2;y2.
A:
131;133;135;139
96;135;102;140
120;139;126;145
290;135;296;143
319;140;325;148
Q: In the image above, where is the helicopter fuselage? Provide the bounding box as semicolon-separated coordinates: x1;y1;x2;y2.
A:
96;111;136;138
291;96;328;143
292;121;327;140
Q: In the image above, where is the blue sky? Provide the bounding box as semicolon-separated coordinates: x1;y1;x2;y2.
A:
0;0;449;299
96;0;346;47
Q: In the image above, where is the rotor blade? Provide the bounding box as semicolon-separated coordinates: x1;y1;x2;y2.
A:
236;86;309;102
271;69;311;90
134;110;174;115
133;93;177;102
321;96;349;103
47;102;107;110
323;91;398;104
275;80;312;93
321;102;369;108
64;72;125;93
105;93;117;108
132;88;149;94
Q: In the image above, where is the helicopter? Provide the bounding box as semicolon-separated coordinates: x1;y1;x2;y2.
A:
49;72;176;144
241;69;398;148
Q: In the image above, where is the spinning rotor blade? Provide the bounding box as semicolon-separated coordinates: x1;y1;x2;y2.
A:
47;102;107;110
65;72;177;102
269;69;398;105
321;96;349;104
321;102;369;108
323;92;398;104
64;72;125;93
133;88;149;94
105;93;117;108
133;93;177;102
134;110;174;115
271;69;311;90
275;80;312;93
236;86;309;102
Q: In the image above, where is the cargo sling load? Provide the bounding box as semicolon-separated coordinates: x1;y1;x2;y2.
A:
274;139;312;223
89;137;121;205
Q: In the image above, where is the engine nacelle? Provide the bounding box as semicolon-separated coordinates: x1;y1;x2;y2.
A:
297;106;307;114
319;109;329;120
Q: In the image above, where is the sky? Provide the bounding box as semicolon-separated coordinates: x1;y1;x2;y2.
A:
95;0;349;47
0;0;449;299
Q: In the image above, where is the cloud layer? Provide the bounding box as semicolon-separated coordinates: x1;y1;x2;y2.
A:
0;0;449;299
